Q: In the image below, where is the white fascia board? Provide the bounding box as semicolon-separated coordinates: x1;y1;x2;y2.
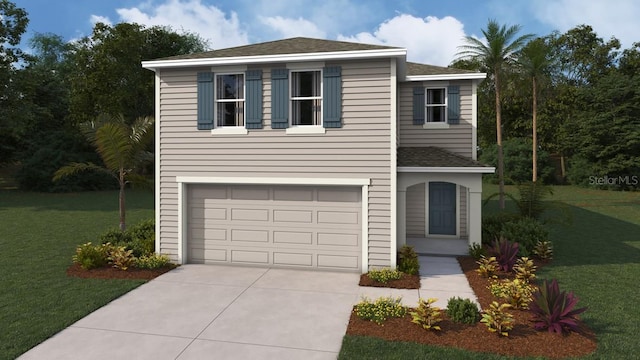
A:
405;73;487;81
175;176;371;186
142;48;408;70
397;167;495;174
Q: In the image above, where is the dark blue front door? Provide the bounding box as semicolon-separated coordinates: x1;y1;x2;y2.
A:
429;182;456;235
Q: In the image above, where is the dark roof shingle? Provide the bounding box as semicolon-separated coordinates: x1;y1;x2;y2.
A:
406;62;478;76
398;147;490;168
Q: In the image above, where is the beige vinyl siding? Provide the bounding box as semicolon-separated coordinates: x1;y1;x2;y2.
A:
398;80;474;158
157;59;392;267
406;183;425;237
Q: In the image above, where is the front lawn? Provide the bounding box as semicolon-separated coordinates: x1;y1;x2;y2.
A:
0;190;154;360
339;185;640;359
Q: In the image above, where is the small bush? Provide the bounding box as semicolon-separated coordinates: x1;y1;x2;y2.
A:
73;242;111;270
514;257;537;282
489;238;519;272
410;298;443;331
482;213;521;246
500;217;549;256
135;253;172;269
108;246;134;270
98;219;155;258
397;245;420;275
367;268;403;283
446;297;480;324
99;228;132;245
354;296;407;325
481;301;514;336
489;278;534;310
530;279;587;334
475;256;499;278
468;243;486;260
533;240;554;261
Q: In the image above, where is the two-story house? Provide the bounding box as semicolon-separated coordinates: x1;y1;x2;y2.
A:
142;37;494;273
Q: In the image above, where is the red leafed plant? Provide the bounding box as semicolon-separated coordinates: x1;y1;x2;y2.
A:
530;279;588;334
490;238;519;272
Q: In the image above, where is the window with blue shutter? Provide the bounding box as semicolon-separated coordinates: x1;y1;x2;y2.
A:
245;70;263;129
323;66;342;128
197;72;214;130
413;86;425;125
447;85;460;124
271;68;289;129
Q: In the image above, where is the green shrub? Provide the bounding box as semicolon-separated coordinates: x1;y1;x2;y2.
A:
98;219;155;257
367;268;403;283
514;257;537;282
468;243;486;260
489;278;534;310
135;253;172;269
533;240;554;261
446;297;480;324
99;228;132;245
500;217;549;256
397;245;420;275
481;213;521;246
72;242;111;270
479;137;555;185
410;298;442;331
481;301;514;336
475;256;499;278
108;246;134;270
354;296;407;325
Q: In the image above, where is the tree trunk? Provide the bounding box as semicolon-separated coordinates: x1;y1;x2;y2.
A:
119;171;126;232
495;69;505;209
532;76;538;183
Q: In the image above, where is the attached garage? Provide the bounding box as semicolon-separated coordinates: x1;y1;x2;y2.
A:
184;183;364;271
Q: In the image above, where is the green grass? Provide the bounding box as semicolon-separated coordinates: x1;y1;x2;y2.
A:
0;189;154;360
340;184;640;360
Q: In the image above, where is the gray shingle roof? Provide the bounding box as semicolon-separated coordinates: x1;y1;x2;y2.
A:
398;147;490;168
406;62;479;76
160;37;401;61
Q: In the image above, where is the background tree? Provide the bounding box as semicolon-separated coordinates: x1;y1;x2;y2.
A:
456;19;533;208
54;115;155;230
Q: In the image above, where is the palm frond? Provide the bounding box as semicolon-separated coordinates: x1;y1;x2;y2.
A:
53;162;115;182
130;116;155;153
125;173;154;189
95;122;134;172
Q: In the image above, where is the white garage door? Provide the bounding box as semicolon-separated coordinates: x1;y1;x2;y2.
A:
187;184;362;271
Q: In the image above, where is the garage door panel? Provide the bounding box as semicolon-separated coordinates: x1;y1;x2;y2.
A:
187;185;362;271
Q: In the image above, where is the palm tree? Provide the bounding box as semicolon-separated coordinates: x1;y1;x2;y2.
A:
518;38;554;183
456;19;533;209
54;114;154;231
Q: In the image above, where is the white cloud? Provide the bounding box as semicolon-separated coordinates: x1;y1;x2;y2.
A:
259;16;326;39
90;15;112;26
114;0;249;49
532;0;640;48
338;14;467;66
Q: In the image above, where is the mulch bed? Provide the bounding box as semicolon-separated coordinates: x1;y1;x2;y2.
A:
359;272;421;289
347;256;597;359
66;263;176;280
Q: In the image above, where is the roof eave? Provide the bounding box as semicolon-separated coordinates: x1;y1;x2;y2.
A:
142;48;408;70
397;166;495;174
405;73;487;81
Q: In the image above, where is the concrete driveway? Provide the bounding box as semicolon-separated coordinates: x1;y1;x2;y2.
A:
19;257;475;360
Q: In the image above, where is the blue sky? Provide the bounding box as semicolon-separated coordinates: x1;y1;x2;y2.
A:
16;0;640;66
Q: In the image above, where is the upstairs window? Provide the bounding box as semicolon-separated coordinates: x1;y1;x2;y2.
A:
215;74;244;127
291;70;321;126
425;87;447;123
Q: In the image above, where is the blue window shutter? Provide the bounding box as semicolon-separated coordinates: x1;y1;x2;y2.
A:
448;85;460;124
197;72;214;130
270;68;289;129
413;87;425;125
245;70;263;129
323;66;342;128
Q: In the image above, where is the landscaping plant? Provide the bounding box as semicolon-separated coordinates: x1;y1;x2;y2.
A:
410;298;443;331
446;297;480;324
530;279;587;334
532;240;553;260
489;238;519;272
481;301;514;337
367;268;403;283
397;245;420;275
489;278;534;309
475;255;499;278
72;242;112;270
481;212;521;245
468;243;486;260
514;257;537;282
500;217;549;256
108;246;134;270
134;253;172;269
354;296;407;325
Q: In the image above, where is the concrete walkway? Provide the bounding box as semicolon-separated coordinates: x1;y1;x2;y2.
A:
19;256;476;360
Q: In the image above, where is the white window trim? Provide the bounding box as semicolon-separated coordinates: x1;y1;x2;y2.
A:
424;86;447;125
211;127;248;135
214;72;246;129
289;68;323;128
285;126;326;135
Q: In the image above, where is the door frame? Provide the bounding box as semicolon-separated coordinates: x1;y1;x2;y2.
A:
425;181;459;238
